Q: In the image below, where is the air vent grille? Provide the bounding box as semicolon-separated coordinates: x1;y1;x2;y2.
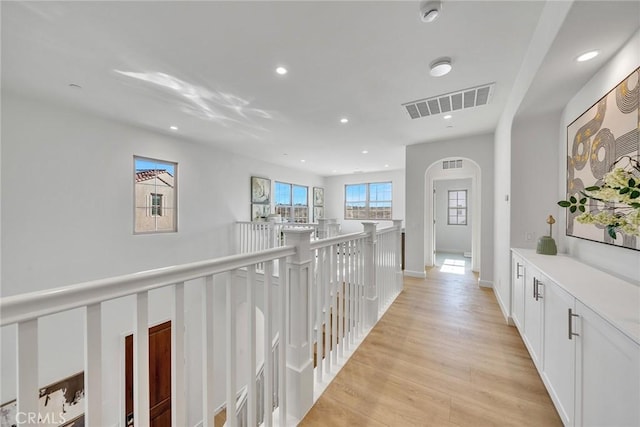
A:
442;159;463;170
403;83;495;119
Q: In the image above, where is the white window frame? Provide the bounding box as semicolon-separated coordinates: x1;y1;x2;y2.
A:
275;181;309;223
344;182;393;220
134;155;178;234
447;190;467;225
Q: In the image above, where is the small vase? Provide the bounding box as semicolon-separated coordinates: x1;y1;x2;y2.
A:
536;235;557;255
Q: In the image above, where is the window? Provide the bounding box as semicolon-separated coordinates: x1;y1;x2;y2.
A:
134;156;177;233
448;190;467;225
345;182;392;220
275;181;308;223
151;193;163;216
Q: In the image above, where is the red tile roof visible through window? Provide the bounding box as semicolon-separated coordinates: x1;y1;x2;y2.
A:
135;169;174;187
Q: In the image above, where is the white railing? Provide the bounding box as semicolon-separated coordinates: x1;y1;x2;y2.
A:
237;219;341;255
1;221;402;427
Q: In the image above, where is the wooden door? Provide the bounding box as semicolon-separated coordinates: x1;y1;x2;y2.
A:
125;321;172;427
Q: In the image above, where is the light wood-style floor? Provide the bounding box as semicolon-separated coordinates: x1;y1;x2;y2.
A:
300;267;562;426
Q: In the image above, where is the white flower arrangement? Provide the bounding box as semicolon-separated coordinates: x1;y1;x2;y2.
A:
559;156;640;239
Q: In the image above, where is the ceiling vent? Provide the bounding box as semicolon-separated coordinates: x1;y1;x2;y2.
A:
402;83;495;119
443;159;463;169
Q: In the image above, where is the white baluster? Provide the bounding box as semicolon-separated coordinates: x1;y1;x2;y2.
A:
315;247;324;381
362;222;378;328
263;261;273;427
226;272;238;427
85;303;102;426
337;243;344;359
247;265;257;427
17;319;38;427
278;256;287;427
172;282;186;427
134;291;150;427
323;247;331;373
336;245;342;365
393;220;403;293
202;276;215;427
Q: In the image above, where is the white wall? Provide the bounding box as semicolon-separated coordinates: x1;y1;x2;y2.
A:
0;93;324;425
493;0;574;321
511;111;561;250
324;169;405;234
558;29;640;284
405;133;494;282
434;179;472;254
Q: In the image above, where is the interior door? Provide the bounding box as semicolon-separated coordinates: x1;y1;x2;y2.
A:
125;320;172;427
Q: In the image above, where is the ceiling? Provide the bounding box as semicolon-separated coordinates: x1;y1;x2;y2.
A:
1;1;638;176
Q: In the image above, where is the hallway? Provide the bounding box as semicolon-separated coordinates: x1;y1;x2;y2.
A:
301;268;561;426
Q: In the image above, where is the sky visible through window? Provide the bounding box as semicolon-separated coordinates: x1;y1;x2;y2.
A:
135;158;175;175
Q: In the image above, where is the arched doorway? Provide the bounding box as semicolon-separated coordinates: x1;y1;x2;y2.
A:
424;158;481;274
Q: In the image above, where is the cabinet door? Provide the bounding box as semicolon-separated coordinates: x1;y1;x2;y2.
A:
511;254;526;332
523;267;544;369
541;281;575;426
575;301;640;427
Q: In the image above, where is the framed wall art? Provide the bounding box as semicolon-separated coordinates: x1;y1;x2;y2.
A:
313;187;324;207
563;67;639;251
251;176;271;204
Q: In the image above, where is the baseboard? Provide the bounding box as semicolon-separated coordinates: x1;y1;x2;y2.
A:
478;279;493;288
404;269;427;278
493;287;514;325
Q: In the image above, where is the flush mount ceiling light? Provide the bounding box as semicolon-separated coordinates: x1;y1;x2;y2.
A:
419;0;442;23
362;150;369;154
340;118;349;123
443;114;452;119
170;125;178;130
576;50;599;62
430;57;452;77
275;66;288;75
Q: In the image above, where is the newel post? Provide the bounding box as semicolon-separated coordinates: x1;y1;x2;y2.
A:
362;221;378;328
317;218;330;239
393;220;404;292
283;229;314;420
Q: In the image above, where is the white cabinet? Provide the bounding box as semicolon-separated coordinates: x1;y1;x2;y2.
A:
511;254;526;332
542;280;575;426
510;249;640;427
523;265;544;369
575;301;640;427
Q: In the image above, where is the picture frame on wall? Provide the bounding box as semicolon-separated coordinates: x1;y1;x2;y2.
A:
564;67;639;251
314;206;324;221
251;176;271;204
313;187;324;207
252;203;270;221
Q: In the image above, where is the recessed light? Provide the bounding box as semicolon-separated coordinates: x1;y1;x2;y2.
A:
576;50;599;62
275;66;288;75
430;57;452;77
384;164;390;168
340;118;349;124
419;1;442;23
301;159;306;163
170;125;178;130
362;150;369;154
332;170;338;173
443;114;452;120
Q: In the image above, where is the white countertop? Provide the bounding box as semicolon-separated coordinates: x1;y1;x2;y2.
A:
512;248;640;345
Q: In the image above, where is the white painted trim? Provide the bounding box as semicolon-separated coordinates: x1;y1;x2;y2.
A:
492;287;513;325
404;270;427;279
478;279;493;288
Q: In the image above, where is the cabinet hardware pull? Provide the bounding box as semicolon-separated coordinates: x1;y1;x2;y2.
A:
536;280;543;301
533;278;537;299
568;308;580;340
516;263;523;279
